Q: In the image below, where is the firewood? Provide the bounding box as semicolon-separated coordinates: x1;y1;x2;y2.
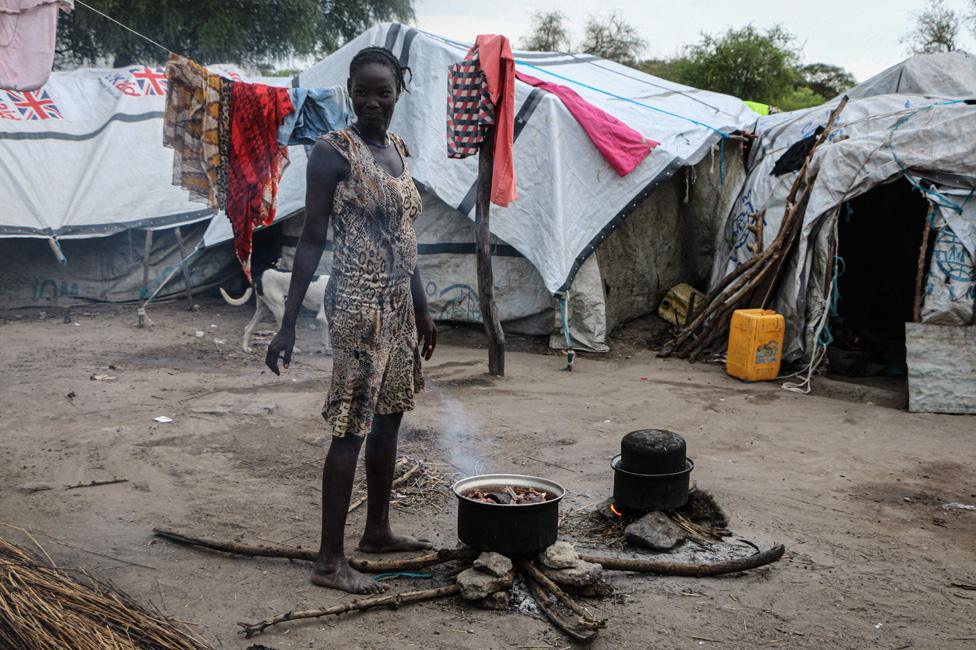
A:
238;584;461;638
152;528;478;571
518;560;606;630
524;575;598;643
579;543;785;576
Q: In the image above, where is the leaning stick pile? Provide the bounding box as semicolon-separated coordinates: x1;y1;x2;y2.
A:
661;97;849;361
0;534;212;650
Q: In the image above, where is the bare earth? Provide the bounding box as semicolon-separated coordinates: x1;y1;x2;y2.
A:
1;299;973;650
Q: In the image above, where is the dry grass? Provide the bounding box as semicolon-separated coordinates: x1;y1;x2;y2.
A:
0;530;212;650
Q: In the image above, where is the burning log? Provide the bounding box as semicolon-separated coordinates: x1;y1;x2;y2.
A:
524;577;598;643
518;560;606;630
239;584;462;638
152;528;479;572
579;543;785;576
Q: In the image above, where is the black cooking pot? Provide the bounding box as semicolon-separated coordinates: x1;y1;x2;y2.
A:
620;429;687;475
612;455;694;510
453;474;565;557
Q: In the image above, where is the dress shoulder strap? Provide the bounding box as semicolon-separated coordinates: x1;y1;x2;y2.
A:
319;128;359;165
389;132;411;159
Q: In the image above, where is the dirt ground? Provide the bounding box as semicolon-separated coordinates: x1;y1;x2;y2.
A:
1;298;974;650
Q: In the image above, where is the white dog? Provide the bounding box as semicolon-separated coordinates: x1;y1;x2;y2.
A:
220;269;331;354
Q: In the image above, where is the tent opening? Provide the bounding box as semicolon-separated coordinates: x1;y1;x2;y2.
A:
827;178;930;378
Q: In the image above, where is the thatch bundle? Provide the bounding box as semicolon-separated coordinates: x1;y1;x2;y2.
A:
0;533;212;650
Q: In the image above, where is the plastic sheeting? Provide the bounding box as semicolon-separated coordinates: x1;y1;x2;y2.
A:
922;200;976;325
713;94;976;361
246;23;758;295
845;51;976;101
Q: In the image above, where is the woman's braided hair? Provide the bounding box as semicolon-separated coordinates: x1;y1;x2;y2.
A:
349;47;412;94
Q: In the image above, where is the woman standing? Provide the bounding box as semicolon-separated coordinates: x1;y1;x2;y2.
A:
266;47;436;595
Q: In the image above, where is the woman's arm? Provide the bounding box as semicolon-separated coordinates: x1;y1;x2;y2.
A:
265;141;347;374
411;267;437;361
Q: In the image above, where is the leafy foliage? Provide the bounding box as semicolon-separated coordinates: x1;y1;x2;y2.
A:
797;63;857;99
900;0;961;54
56;0;414;68
521;11;571;52
580;12;646;66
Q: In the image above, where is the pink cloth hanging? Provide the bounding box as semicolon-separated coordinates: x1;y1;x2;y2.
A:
515;70;658;176
0;0;74;91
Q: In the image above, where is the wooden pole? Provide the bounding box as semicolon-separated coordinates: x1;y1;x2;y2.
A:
138;229;153;328
475;127;505;376
913;207;934;323
173;226;195;311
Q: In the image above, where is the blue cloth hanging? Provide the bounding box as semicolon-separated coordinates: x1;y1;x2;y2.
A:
277;86;353;146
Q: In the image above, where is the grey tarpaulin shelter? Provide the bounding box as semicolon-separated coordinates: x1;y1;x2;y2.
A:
0;62;301;307
711;53;976;372
202;23;758;350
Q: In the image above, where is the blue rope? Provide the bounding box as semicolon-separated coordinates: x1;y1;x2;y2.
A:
818;255;845;347
373;572;434;582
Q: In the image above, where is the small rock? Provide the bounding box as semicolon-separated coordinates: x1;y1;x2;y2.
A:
474;552;513;578
593;497;618;522
539;541;579;569
16;482;53;494
573;577;614;598
541;560;603;587
678;489;730;529
456;567;513;601
477;590;510;610
194;330;205;338
625;511;685;551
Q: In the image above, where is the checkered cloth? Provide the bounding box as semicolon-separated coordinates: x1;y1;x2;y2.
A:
447;47;495;158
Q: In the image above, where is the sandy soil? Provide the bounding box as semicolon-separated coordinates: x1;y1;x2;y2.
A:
1;298;974;650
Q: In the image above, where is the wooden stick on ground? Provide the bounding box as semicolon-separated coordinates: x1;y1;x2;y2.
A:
524;575;597;643
518;560;606;630
348;462;421;513
580;543;785;577
239;583;461;638
152;529;479;572
64;478;128;491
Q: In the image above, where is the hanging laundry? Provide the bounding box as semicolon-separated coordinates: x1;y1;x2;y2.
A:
163;55;222;209
277;86;352;146
0;0;73;91
515;71;658;176
226;81;293;281
446;34;516;208
447;47;495;158
771;126;823;177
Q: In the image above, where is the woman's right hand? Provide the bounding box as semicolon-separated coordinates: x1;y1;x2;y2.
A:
265;328;296;375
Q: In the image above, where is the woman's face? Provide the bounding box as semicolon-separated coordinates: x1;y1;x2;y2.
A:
348;62;399;132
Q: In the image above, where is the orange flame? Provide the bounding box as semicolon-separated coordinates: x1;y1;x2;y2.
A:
609;503;623;518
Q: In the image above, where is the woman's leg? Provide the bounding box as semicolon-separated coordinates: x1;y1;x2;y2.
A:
311;434;386;594
358;412;433;552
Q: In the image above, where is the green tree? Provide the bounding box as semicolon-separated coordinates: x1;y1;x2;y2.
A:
670;25;800;104
56;0;414;68
798;63;857;99
580;12;646;66
521;11;571;52
900;0;961;54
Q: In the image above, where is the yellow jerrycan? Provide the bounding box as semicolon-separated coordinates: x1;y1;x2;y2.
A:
725;309;785;382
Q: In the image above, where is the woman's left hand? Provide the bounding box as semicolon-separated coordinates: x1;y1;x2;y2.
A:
416;309;437;361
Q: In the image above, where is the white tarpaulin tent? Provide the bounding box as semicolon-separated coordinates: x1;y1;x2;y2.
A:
845;51;976;100
2;23;757;343
713;72;976;362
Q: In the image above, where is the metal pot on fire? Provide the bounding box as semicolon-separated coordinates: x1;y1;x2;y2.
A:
612;429;694;511
452;473;566;557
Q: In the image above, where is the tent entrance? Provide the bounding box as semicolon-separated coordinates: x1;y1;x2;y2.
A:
827;178;930;377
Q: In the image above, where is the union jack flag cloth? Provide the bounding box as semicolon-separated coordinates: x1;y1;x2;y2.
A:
446;47;494;158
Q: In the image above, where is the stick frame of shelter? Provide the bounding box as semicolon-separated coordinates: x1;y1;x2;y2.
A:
173;226;195;311
476;126;506;376
913;205;934;322
138;229;153;328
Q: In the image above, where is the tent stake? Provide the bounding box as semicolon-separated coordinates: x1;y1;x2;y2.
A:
173;226;195;311
475;127;505;376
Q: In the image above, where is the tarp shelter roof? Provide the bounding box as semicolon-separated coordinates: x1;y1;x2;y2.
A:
2;23;758;295
209;24;759;294
845;50;976;100
0;63;306;239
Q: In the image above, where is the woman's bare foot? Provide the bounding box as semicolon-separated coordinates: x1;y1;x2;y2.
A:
358;530;433;553
311;558;386;594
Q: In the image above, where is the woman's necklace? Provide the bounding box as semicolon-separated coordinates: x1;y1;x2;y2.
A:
352;124;390;149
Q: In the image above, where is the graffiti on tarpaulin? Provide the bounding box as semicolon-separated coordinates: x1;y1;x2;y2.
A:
727;189;765;265
32;278;80;301
426;280;482;322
